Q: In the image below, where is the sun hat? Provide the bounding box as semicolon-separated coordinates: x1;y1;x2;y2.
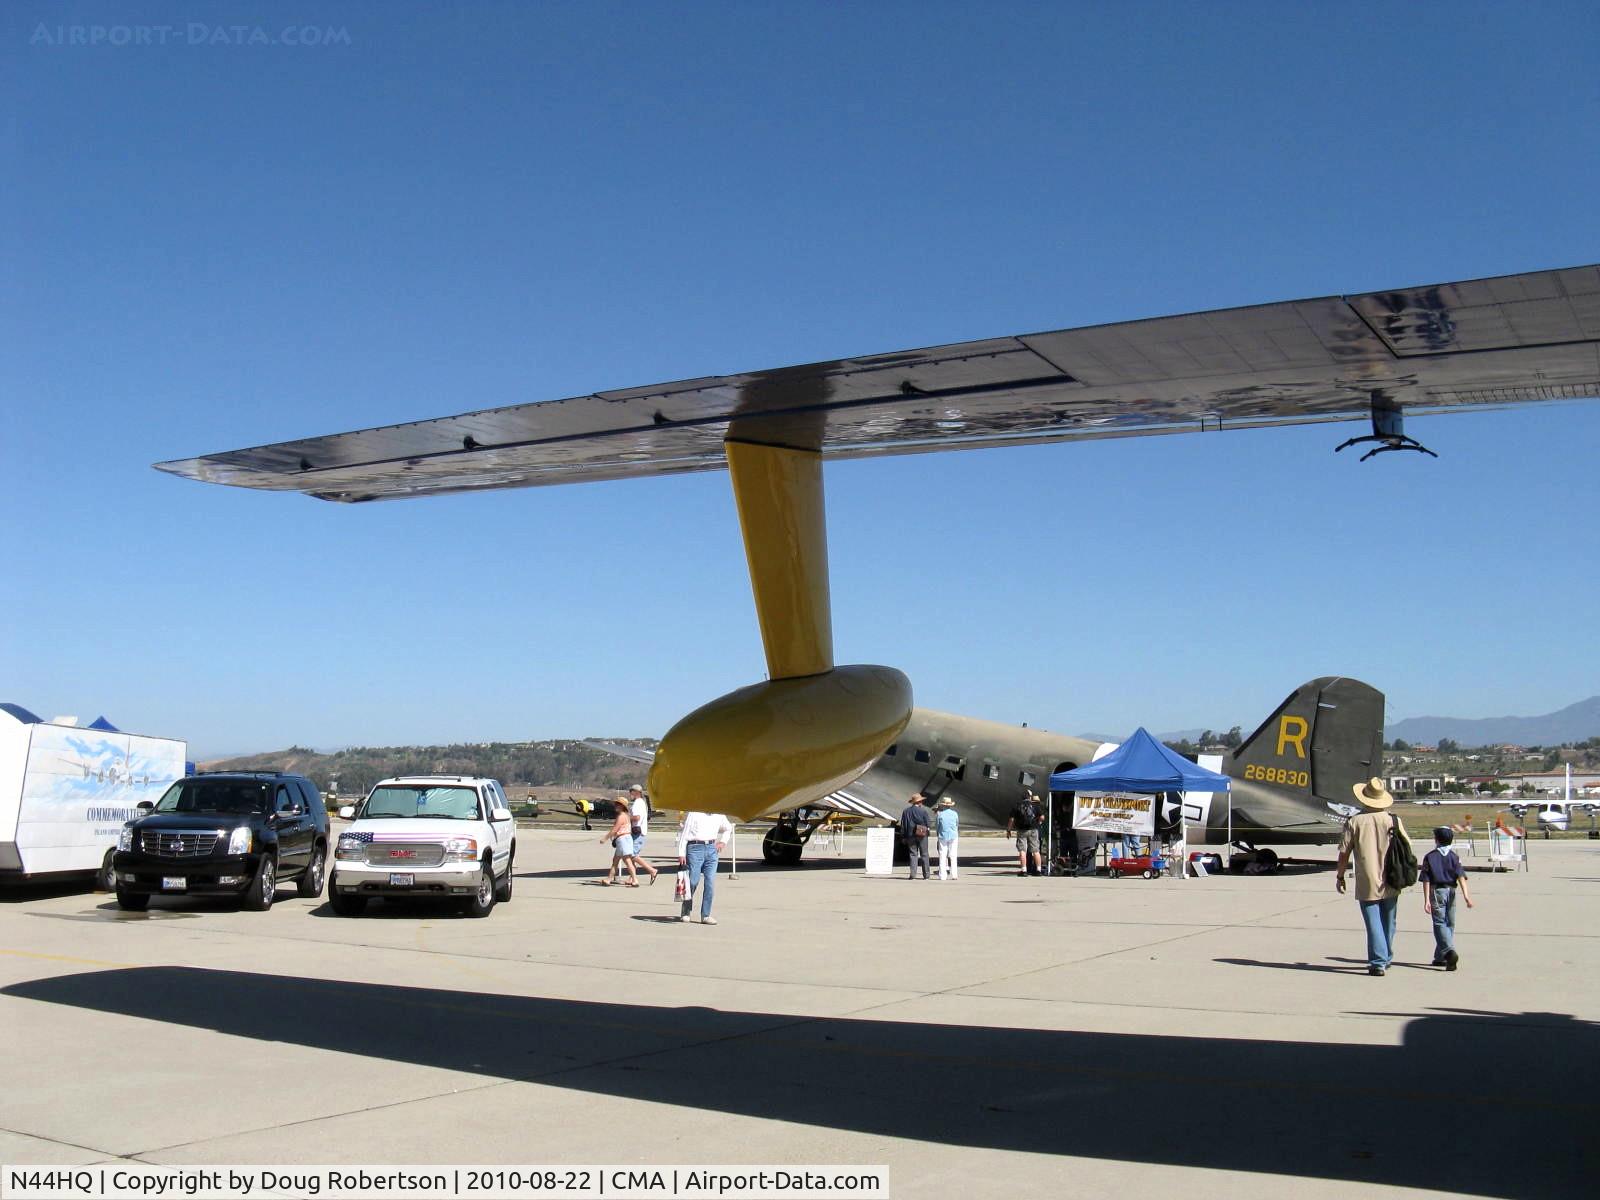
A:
938;796;956;808
1351;777;1394;810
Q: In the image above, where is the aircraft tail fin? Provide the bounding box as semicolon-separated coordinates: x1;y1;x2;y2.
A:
1229;677;1385;808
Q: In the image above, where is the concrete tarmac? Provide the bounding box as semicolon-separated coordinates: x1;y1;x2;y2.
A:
1;829;1596;1199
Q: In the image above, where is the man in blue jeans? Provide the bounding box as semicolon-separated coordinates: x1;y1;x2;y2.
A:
1336;778;1408;976
677;811;734;924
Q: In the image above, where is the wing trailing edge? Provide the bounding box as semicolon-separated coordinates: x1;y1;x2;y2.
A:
155;264;1600;502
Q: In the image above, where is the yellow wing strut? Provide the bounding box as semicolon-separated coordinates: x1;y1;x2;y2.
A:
648;439;911;822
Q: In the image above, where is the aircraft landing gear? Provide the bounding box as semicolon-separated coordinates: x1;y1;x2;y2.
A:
762;820;806;866
1229;844;1280;874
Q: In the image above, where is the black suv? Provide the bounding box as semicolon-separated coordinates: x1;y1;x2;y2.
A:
111;772;329;911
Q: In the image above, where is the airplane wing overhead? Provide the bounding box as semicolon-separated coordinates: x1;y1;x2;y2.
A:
156;265;1600;501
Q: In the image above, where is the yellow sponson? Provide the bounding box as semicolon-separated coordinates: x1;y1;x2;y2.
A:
647;665;912;823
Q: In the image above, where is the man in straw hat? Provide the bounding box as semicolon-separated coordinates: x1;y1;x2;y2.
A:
1336;778;1409;976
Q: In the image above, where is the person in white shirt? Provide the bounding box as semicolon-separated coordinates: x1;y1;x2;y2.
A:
626;784;658;884
676;811;734;924
935;796;960;880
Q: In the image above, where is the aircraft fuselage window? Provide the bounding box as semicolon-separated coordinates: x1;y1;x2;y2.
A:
983;762;1000;780
885;744;898;757
914;749;932;764
1019;770;1036;787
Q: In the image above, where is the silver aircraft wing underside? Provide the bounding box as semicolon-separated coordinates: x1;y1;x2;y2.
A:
156;265;1600;502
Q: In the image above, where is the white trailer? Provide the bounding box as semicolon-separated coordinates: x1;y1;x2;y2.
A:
0;705;186;884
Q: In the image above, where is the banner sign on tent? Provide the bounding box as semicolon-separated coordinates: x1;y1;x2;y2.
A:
1073;793;1155;836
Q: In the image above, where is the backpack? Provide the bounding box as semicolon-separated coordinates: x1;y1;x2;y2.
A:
1383;814;1419;891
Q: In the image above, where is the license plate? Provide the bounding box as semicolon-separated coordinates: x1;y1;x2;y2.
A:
388;872;413;887
162;876;186;890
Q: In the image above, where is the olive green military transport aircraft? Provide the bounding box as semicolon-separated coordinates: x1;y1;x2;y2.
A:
156;264;1600;852
586;674;1382;867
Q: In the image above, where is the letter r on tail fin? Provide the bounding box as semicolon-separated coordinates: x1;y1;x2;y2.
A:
1233;677;1385;804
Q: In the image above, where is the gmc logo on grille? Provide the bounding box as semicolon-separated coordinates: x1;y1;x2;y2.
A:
389;850;416;859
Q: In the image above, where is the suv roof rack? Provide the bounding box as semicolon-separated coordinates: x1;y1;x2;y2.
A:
196;770;289;778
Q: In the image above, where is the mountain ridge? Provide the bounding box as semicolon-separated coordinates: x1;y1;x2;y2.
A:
1384;695;1600;746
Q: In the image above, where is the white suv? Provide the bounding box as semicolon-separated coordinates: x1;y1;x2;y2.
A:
330;776;516;917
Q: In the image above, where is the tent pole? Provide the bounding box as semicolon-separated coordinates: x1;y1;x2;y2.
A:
1226;791;1232;869
1179;794;1186;881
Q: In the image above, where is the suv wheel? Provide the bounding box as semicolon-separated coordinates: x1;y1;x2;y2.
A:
98;849;117;893
115;889;149;912
297;844;327;898
493;850;514;903
242;854;276;911
328;885;366;917
464;861;496;918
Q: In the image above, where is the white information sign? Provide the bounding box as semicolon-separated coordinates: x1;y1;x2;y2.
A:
864;827;895;875
1072;792;1156;837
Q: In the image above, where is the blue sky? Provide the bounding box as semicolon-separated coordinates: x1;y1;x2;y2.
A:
4;2;1597;757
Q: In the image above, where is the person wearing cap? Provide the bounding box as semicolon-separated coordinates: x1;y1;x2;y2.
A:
1006;790;1044;876
899;792;933;880
1421;826;1474;970
1336;778;1410;976
626;784;658;884
934;795;960;880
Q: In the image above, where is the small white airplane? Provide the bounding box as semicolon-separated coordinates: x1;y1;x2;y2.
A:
1508;769;1596;834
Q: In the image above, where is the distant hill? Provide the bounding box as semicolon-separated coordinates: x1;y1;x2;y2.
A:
1385;696;1600;747
204;738;656;799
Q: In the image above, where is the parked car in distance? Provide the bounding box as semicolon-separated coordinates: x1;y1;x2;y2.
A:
330;776;516;917
111;772;329;911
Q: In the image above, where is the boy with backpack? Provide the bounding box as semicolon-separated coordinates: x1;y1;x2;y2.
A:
1421;826;1475;970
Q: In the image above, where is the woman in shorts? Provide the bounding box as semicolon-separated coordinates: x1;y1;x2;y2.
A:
601;803;638;886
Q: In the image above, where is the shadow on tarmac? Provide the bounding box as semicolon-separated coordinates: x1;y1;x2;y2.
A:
527;855;1019;880
4;968;1595;1196
0;879;99;904
1216;958;1373;975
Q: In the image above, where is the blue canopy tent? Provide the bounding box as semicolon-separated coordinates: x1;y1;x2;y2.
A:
1049;727;1232;793
1049;728;1232;876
